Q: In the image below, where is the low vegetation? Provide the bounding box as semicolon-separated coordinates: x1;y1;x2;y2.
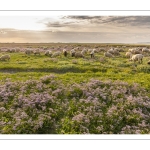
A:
0;43;150;134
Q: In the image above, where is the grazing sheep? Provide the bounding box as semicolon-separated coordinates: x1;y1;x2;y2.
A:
0;54;10;61
107;49;114;55
90;50;95;58
104;52;113;58
33;49;40;55
9;48;16;53
70;49;76;57
128;48;141;54
113;49;120;56
130;54;144;63
88;49;93;53
63;49;68;57
25;49;33;55
44;50;52;57
99;48;106;52
134;50;142;54
15;47;20;52
125;52;132;58
81;49;87;55
74;52;84;58
142;48;149;53
51;51;61;57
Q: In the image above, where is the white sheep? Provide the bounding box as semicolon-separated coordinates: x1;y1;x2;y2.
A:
51;51;61;57
0;54;10;61
142;48;149;53
74;52;84;58
81;48;87;55
125;52;132;58
25;49;33;55
128;48;141;54
63;49;68;57
33;49;40;55
104;52;113;58
90;49;96;58
44;50;52;57
113;49;120;56
70;49;76;57
88;49;93;53
130;54;144;63
107;49;114;55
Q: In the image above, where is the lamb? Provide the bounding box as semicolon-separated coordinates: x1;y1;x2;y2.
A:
0;54;10;61
130;54;144;63
104;52;113;58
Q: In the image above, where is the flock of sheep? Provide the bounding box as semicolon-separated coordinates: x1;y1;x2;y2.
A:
0;45;150;65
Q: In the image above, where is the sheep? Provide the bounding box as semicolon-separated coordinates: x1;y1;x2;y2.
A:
142;48;149;53
70;49;76;57
33;49;40;55
63;49;68;57
128;48;141;54
74;52;84;58
81;48;87;55
90;49;96;58
130;54;144;63
44;50;52;57
25;49;33;55
113;49;120;56
88;49;93;53
125;52;132;58
15;47;20;52
99;48;106;52
104;52;113;58
0;54;10;61
51;51;61;57
107;49;114;55
9;48;16;53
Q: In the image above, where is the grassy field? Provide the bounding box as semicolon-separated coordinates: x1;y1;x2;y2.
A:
0;43;150;134
0;43;150;89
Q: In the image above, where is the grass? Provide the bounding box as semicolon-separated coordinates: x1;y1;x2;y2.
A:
0;49;149;90
0;43;150;134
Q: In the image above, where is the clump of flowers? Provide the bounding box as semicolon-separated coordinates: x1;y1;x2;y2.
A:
0;75;149;134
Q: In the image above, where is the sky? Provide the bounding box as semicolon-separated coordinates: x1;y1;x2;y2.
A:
1;16;150;43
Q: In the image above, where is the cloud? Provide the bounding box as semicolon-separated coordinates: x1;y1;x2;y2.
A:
63;16;150;28
45;21;76;28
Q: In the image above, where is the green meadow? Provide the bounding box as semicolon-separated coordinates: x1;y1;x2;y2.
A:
0;43;150;90
0;43;150;134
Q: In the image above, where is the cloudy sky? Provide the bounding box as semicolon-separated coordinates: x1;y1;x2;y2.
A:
1;16;150;43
